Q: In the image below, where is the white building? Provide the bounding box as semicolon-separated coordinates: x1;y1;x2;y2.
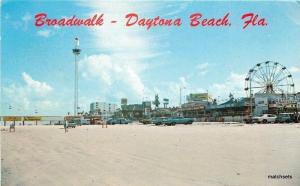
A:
90;102;118;119
254;93;299;116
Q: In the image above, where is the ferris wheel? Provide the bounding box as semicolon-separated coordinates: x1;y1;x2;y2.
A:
244;61;295;97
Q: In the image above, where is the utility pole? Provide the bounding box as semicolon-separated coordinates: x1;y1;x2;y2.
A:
72;38;81;116
250;78;253;117
207;89;209;103
179;86;185;107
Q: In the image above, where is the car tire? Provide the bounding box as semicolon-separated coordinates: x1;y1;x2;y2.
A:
262;119;267;124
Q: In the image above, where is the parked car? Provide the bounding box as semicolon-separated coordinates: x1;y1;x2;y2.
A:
252;114;277;123
275;113;293;123
243;116;253;124
164;117;194;126
77;119;90;125
126;119;133;123
65;118;83;128
152;117;167;125
139;118;152;124
67;121;77;128
68;118;84;126
106;118;129;125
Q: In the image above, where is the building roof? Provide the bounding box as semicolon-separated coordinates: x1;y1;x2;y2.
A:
211;97;250;109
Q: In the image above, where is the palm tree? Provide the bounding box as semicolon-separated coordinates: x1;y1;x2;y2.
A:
153;94;160;108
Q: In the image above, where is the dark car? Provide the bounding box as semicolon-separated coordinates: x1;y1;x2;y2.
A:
152;117;167;125
139;118;152;124
106;118;129;125
275;113;293;123
66;119;82;128
67;121;77;128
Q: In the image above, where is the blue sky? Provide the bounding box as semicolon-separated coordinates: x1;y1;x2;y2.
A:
1;1;300;115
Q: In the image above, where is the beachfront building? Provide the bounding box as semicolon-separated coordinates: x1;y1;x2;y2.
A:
254;93;299;116
121;104;144;119
121;103;152;119
296;92;300;109
151;107;179;117
206;97;251;122
186;93;210;103
181;102;206;118
90;102;118;119
118;99;152;119
180;92;212;118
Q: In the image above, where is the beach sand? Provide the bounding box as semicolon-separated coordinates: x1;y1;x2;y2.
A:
1;123;300;186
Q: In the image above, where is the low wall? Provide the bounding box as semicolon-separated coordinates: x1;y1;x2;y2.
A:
195;116;247;123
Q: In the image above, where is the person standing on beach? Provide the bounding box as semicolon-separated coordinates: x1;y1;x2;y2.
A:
64;120;68;133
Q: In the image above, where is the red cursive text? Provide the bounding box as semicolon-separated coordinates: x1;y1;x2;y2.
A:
190;13;231;27
241;13;267;29
35;13;104;27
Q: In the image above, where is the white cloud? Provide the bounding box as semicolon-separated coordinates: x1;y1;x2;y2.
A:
37;29;51;38
294;78;300;92
78;2;170;101
197;63;209;70
196;62;210;75
37;100;59;111
20;12;32;31
286;2;300;26
21;12;32;23
164;72;246;105
209;72;246;100
22;72;53;95
179;76;188;88
289;67;300;92
2;73;57;115
3;84;31;112
164;3;189;16
156;76;190;106
80;54;145;97
80;55;114;85
289;66;300;73
154;71;246;107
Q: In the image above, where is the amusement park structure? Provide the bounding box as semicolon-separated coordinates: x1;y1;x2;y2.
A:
244;61;296;116
180;61;299;121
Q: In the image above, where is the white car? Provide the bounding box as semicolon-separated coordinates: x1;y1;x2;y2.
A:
253;114;277;123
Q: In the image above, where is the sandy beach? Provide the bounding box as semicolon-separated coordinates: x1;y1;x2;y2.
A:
1;123;300;186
